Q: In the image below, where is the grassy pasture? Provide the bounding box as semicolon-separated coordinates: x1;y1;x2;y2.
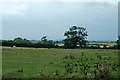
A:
2;47;120;78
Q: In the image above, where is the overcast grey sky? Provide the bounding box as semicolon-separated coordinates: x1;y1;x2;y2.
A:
2;2;118;41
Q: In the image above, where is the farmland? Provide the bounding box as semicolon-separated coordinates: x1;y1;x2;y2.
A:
2;47;120;79
56;42;116;48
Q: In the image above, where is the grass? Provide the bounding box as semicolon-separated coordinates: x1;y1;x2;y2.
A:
2;47;120;78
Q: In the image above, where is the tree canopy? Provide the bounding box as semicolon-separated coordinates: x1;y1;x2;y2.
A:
64;26;88;49
116;36;120;49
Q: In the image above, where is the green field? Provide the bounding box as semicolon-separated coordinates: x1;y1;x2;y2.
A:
2;47;120;78
87;42;116;46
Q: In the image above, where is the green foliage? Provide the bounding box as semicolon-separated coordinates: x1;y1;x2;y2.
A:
2;37;57;48
14;37;32;47
64;26;88;49
41;36;47;43
2;37;117;49
63;55;75;60
116;36;120;49
14;37;23;42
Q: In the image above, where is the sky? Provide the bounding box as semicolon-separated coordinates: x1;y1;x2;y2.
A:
1;1;118;41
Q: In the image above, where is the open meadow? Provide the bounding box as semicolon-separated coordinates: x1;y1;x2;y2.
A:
2;47;120;79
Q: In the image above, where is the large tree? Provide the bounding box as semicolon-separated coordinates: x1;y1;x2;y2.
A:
64;26;88;48
116;36;120;49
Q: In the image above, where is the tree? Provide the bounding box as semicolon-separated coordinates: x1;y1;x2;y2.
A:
41;36;47;43
13;37;32;47
39;36;55;48
64;26;88;49
14;37;22;42
116;36;120;49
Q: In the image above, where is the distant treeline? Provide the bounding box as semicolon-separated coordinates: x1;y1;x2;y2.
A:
1;37;61;48
0;37;119;49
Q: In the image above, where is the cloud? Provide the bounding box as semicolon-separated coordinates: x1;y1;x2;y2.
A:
1;0;117;16
2;4;27;16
